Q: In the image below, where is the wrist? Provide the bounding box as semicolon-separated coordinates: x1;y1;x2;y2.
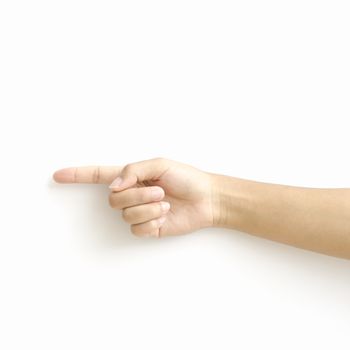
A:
209;173;253;230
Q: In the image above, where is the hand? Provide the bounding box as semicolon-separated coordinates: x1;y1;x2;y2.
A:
53;158;215;238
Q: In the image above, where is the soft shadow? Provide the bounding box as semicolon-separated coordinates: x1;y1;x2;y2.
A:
214;226;350;280
49;178;350;277
48;180;166;252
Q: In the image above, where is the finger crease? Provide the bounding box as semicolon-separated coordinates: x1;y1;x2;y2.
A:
93;167;100;184
74;167;77;183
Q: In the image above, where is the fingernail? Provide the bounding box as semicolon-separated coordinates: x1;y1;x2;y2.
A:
53;168;75;183
109;177;123;189
160;202;170;213
158;216;166;226
151;187;164;200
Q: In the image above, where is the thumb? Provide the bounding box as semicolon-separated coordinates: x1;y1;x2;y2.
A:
109;158;170;191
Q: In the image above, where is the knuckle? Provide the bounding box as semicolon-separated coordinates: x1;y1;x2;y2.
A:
154;157;167;164
109;193;121;209
92;166;100;184
108;193;115;208
123;163;134;175
130;225;141;236
150;219;159;230
122;208;132;222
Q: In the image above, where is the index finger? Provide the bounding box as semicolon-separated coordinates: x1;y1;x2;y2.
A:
53;166;122;184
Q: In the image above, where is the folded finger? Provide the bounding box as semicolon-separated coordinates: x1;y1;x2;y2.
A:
130;216;167;237
109;186;165;209
122;201;170;224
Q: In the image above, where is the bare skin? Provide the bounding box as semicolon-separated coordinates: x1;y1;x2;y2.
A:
53;158;350;259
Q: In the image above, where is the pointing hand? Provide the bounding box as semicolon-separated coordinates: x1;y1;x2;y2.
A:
53;158;215;238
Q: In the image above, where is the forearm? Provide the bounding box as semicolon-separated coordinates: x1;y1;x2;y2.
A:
210;174;350;259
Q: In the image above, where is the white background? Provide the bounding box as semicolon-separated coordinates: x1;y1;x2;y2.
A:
1;1;350;349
